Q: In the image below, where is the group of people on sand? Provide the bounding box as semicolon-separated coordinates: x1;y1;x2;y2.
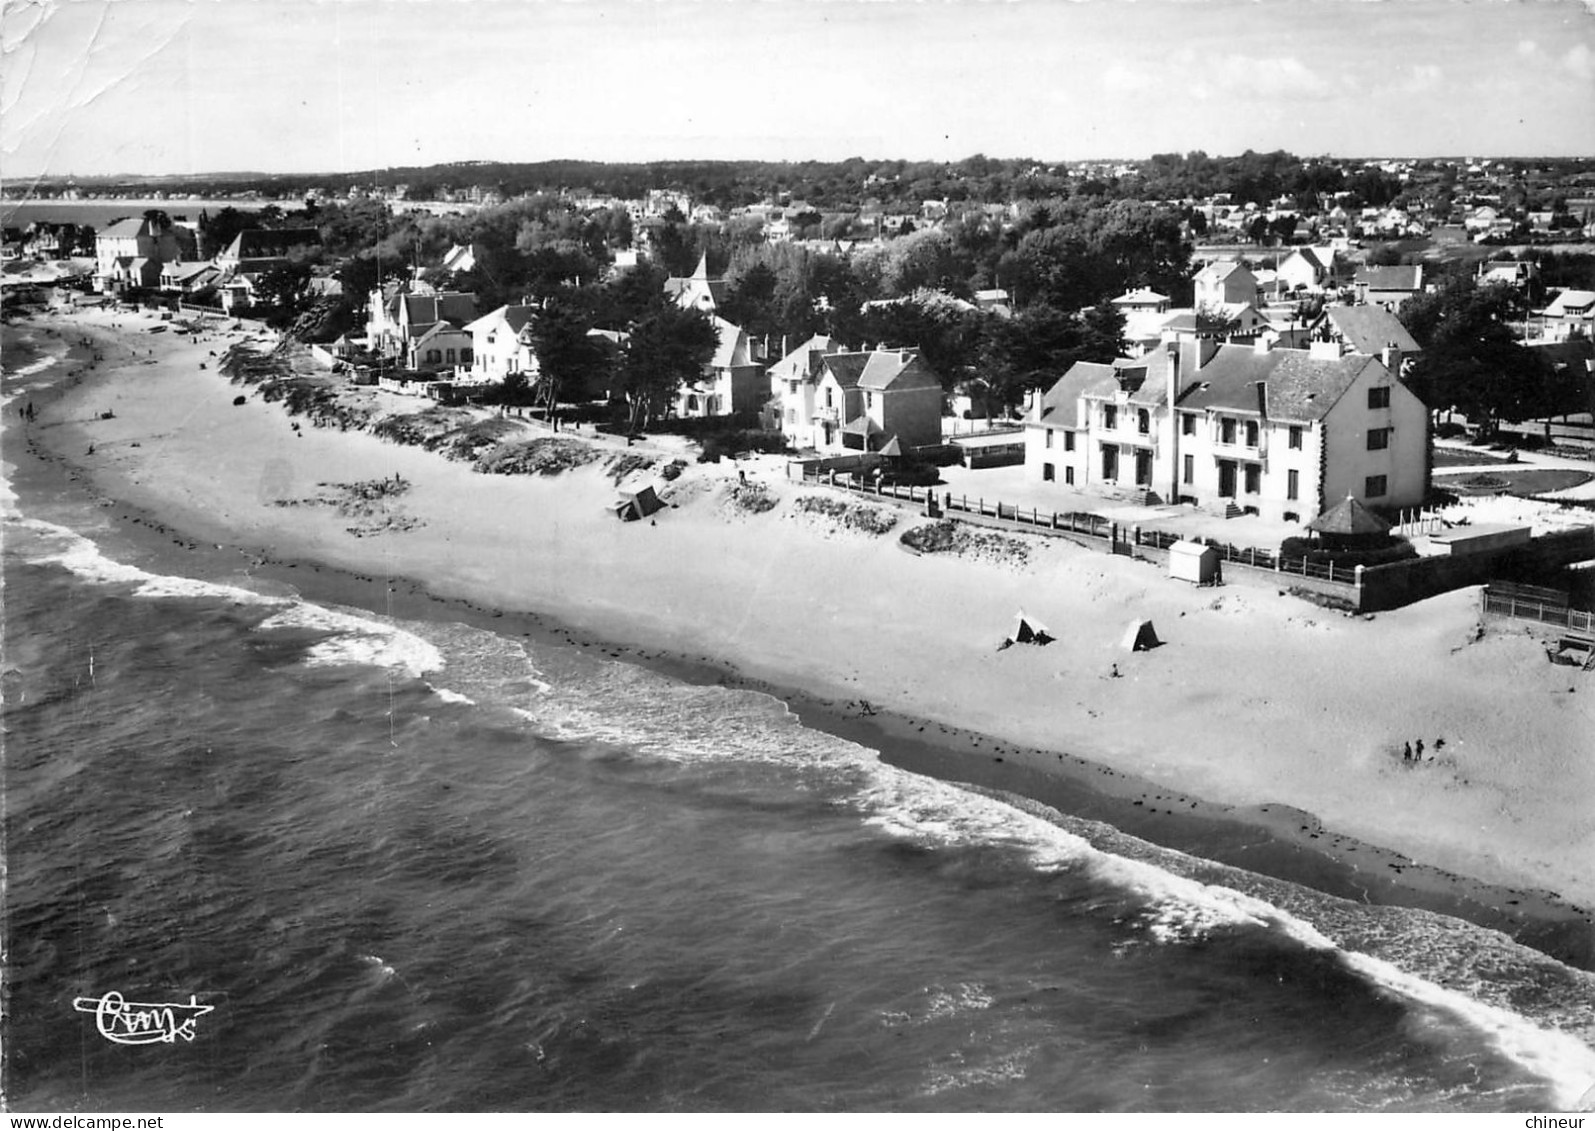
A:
1401;737;1446;764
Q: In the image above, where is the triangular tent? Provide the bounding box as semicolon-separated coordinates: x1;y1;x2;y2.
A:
1121;619;1161;652
878;436;903;458
1013;610;1053;646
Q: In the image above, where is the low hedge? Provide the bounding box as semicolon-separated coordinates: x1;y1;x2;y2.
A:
1278;535;1419;568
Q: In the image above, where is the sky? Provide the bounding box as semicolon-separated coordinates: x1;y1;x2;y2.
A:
2;0;1594;181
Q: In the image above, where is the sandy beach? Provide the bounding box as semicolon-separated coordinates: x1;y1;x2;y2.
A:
8;304;1595;968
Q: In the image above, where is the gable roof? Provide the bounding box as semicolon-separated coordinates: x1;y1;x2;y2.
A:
1543;289;1595;318
1354;265;1423;292
768;334;840;382
465;302;536;337
98;218;155;239
1034;362;1122;429
856;349;941;393
1196;260;1254;283
1317;304;1421;354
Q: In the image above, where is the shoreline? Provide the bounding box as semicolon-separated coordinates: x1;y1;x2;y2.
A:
5;311;1593;972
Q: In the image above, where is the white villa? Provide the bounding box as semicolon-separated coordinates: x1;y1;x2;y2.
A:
1024;338;1429;523
462;303;538;385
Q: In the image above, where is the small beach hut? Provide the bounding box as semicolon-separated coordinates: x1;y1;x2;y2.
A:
1306;495;1391;549
1120;619;1161;652
610;485;664;522
1012;610;1054;646
1168;540;1220;585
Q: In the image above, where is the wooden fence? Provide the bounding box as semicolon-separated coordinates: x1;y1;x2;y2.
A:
1481;587;1595;633
804;472;1361;585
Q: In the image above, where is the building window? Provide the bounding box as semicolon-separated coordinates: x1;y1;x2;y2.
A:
1287;469;1299;500
789;381;799;394
1045;429;1054;449
866;391;874;409
1183;453;1194;483
1367;427;1391;451
445;348;456;363
825;387;833;408
1244;464;1261;494
1043;462;1055;482
787;408;797;424
1065;467;1075;485
1103;404;1117;430
1245;420;1259;447
1182;414;1197;436
1365;474;1388;498
1064;431;1075;452
1220;418;1237;444
1288;425;1302;449
1368;386;1391;409
425;349;441;364
1137;409;1150;434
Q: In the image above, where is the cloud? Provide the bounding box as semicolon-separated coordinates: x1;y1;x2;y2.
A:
1564;43;1594;80
1517;39;1538;57
1405;64;1443;93
1236;56;1334;99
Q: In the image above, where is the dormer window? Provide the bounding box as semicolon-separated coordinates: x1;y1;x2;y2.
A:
1137;409;1150;434
1103;404;1118;430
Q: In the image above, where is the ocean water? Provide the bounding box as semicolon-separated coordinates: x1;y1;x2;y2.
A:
6;335;1595;1112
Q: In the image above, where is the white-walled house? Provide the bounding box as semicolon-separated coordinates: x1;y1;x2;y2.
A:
1024;338;1428;522
1193;260;1259;307
462;303;538;385
806;348;943;453
674;316;766;418
766;334;842;448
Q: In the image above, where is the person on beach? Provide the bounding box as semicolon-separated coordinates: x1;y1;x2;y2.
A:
1403;741;1412;762
1415;739;1425;760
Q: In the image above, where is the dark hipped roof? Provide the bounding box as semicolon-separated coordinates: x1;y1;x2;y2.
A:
1142;343;1385;423
820;353;871;390
403;291;478;327
1308;495;1391;535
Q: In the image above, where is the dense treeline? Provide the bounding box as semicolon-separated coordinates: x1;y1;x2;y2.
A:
46;153;1595;216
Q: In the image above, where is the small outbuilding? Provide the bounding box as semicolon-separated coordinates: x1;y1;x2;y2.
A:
610;485;665;522
1168;540;1220;585
1121;619;1161;652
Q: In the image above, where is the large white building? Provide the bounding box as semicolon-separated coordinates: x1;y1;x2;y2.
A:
1024;337;1429;523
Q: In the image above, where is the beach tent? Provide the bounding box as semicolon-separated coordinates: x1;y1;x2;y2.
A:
1120;619;1161;652
1012;610;1054;646
610;485;664;522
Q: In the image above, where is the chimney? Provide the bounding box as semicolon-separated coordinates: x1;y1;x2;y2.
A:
1381;341;1401;372
1309;338;1344;361
1253;336;1274;355
1166;341;1182;504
